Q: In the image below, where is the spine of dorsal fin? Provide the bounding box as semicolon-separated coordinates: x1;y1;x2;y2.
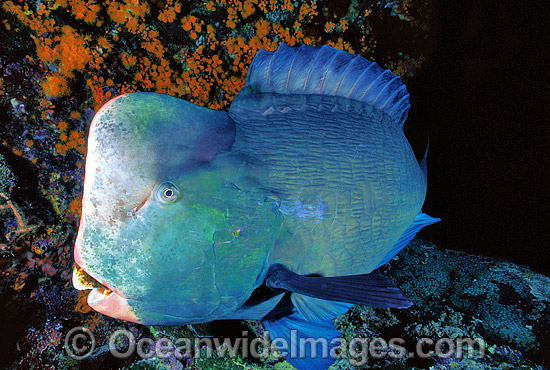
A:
244;43;411;126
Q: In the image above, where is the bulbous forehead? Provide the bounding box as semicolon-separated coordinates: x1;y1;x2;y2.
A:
89;93;235;166
82;92;235;222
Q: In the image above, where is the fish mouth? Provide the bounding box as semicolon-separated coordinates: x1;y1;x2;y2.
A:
87;287;112;305
73;225;141;323
86;287;141;323
72;263;106;291
72;263;141;323
73;223;131;300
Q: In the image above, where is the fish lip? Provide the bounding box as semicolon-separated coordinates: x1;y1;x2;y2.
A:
87;287;142;324
87;287;113;306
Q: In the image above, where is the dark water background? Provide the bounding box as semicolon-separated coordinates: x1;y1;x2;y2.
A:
406;0;548;274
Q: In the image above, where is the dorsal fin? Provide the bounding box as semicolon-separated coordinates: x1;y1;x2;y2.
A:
242;43;410;126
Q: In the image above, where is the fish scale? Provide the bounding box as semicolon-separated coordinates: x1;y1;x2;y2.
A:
229;91;422;276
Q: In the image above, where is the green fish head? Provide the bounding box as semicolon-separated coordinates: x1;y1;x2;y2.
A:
74;93;282;324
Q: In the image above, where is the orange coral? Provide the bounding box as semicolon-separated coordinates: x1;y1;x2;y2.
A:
205;1;216;11
41;74;70;98
53;0;69;8
58;121;68;131
106;0;129;24
106;0;149;30
3;1;56;34
7;0;380;156
142;38;165;59
68;197;82;217
326;38;355;53
97;37;113;53
339;19;349;31
57;26;93;75
55;143;68;155
126;0;150;18
240;0;257;18
70;111;81;120
35;40;58;63
121;52;137;68
70;0;102;24
158;0;181;23
181;15;202;33
55;130;86;155
325;21;336;33
255;19;271;39
298;1;317;21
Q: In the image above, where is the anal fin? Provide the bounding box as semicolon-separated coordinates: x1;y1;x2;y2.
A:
262;311;342;370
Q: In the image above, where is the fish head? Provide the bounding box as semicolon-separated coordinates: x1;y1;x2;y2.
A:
73;93;282;325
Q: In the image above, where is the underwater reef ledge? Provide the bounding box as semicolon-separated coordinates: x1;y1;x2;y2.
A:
2;237;549;370
347;239;550;370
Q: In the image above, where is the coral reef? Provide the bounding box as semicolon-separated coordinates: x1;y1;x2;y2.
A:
0;153;17;194
372;239;550;369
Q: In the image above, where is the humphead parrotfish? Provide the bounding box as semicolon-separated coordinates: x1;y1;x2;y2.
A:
73;43;439;369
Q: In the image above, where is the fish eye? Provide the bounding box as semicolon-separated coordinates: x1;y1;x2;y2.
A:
155;182;179;205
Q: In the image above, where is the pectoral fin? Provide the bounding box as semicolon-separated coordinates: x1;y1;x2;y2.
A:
265;263;412;309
